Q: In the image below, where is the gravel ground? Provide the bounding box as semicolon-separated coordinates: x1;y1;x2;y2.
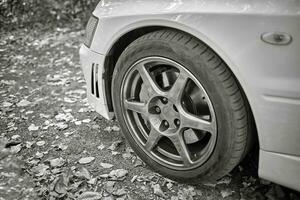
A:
0;26;299;200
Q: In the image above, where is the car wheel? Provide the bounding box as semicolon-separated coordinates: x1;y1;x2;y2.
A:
112;29;252;182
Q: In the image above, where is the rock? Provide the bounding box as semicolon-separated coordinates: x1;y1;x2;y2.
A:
92;125;100;129
50;158;65;167
31;163;49;176
28;159;40;166
10;144;22;153
99;174;109;178
64;97;76;103
28;124;39;131
55;143;68;151
109;169;128;179
203;182;217;187
242;181;251;188
217;176;232;185
100;162;114;169
260;179;271;185
63;108;72;113
75;121;82;125
11;134;20;140
116;197;126;200
25;110;34;115
104;125;120;132
274;185;285;199
152;184;166;198
186;186;197;197
16;99;31;107
36;140;46;146
51;168;61;174
195;189;203;196
171;196;179;200
52;176;67;195
105;181;116;193
122;152;132;159
102;196;114;200
266;185;286;200
1;80;15;85
140;185;149;192
97;144;105;150
82;119;91;123
26;141;34;148
63;131;73;137
56;122;68;130
87;177;97;185
220;189;234;198
107;140;122;151
111;125;120;131
2;101;13;107
75;167;91;180
78;191;102;200
35;151;44;158
104;127;111;132
131;175;138;183
111;151;120;155
178;186;196;200
166;182;173;189
79;107;90;113
40;113;51;118
78;157;95;164
248;176;257;184
113;188;127;196
134;159;144;167
69;180;84;192
55;113;74;122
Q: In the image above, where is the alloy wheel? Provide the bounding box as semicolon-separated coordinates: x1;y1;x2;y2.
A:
121;57;217;170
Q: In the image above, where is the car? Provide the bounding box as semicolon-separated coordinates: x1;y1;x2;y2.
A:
79;0;300;191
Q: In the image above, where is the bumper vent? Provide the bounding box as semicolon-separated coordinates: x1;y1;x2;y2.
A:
91;63;100;98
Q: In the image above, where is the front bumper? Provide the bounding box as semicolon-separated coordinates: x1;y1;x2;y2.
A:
79;44;113;119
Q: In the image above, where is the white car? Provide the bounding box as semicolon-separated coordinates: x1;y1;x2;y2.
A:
79;0;300;191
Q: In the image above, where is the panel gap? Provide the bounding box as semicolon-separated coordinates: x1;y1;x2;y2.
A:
91;63;95;94
95;64;100;98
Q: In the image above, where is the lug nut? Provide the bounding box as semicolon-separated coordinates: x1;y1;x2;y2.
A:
163;120;169;127
175;119;180;126
162;97;168;104
155;106;161;114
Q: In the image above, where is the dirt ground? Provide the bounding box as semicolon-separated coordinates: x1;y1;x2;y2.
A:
0;26;299;200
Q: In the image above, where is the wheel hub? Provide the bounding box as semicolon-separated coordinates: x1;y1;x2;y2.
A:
148;97;180;134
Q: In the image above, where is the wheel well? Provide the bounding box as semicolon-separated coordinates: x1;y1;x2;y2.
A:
104;27;258;152
104;26;164;112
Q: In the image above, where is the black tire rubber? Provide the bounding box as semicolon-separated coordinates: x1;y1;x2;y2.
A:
112;29;252;183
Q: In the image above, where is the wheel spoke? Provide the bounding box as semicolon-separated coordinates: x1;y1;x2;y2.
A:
168;70;189;102
137;63;162;95
181;110;215;133
169;133;193;166
145;128;162;151
124;99;147;114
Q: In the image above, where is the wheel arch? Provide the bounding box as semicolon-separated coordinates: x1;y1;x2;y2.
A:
103;25;259;148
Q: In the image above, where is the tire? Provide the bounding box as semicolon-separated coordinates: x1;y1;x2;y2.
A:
112;29;252;183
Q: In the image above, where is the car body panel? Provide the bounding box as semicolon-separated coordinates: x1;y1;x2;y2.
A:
79;0;300;190
259;150;300;191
